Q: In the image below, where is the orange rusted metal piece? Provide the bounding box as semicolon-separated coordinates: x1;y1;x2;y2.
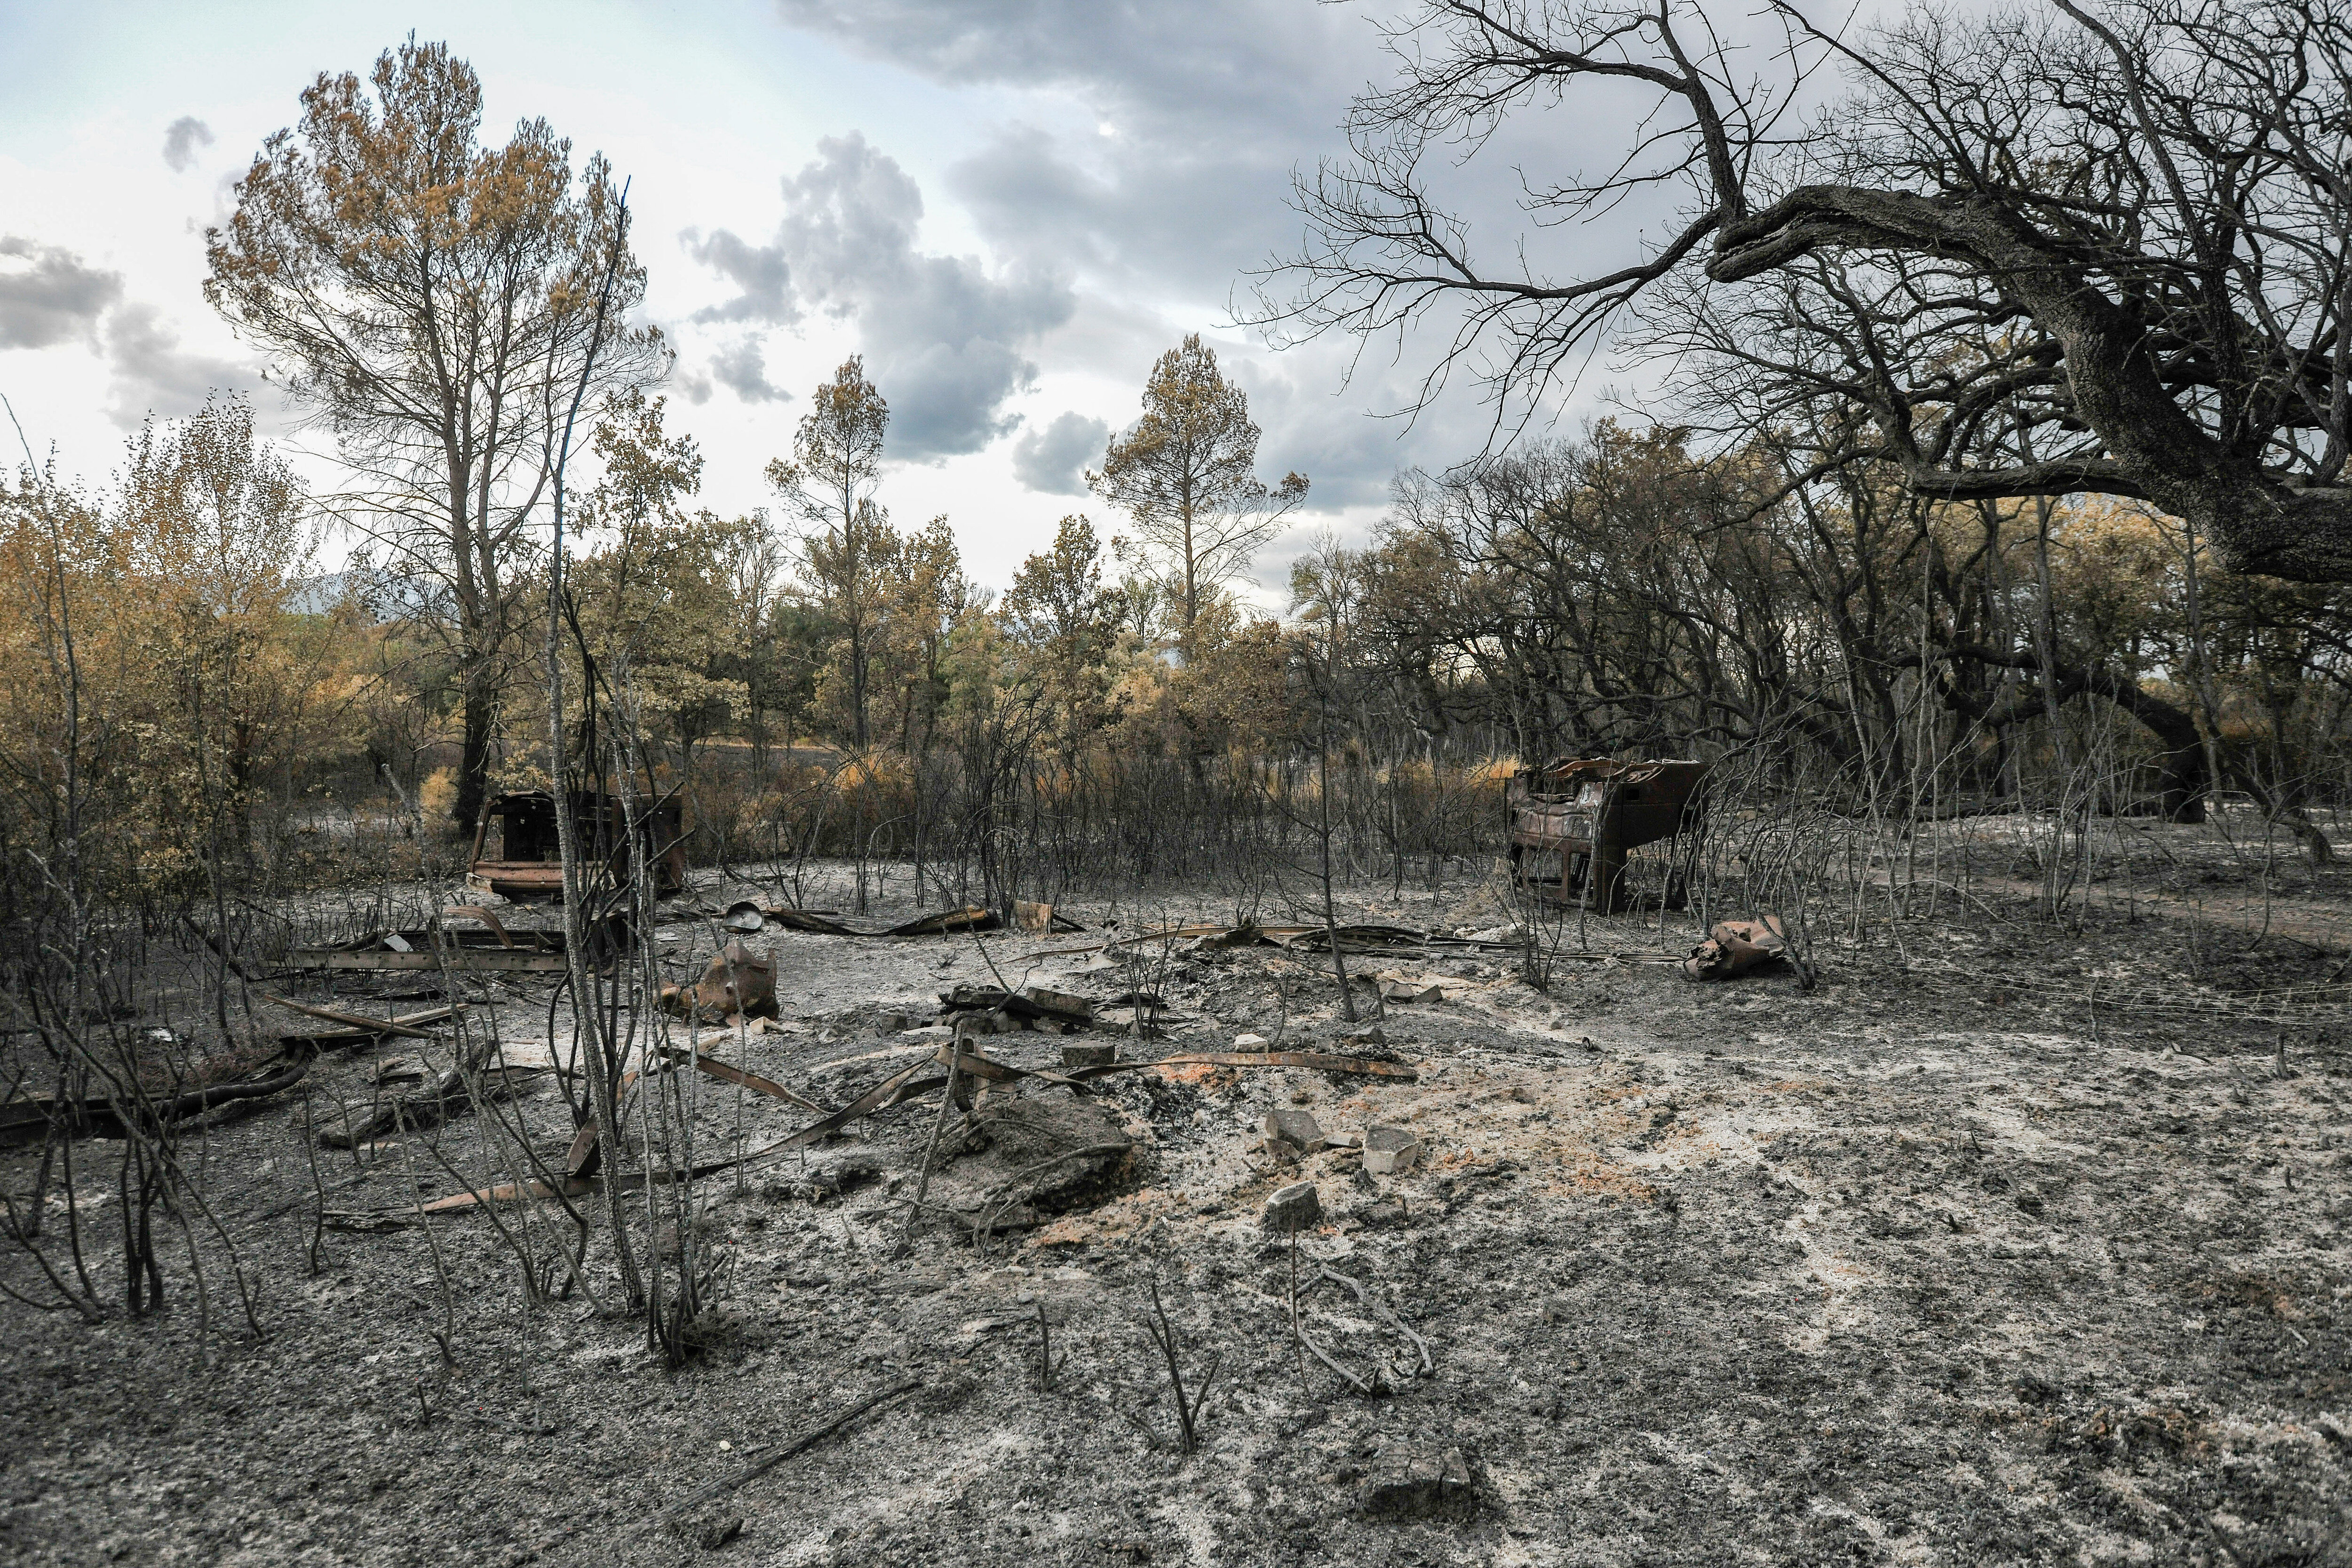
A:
1506;757;1709;910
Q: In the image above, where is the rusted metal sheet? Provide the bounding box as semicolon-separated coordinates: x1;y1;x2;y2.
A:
1506;756;1709;911
463;789;688;901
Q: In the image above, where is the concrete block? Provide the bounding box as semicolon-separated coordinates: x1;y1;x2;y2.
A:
1363;1124;1423;1175
1259;1109;1326;1153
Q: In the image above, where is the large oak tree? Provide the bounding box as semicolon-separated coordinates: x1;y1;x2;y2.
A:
1269;0;2352;583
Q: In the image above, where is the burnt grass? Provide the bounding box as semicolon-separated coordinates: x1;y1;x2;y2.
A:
4;885;2350;1568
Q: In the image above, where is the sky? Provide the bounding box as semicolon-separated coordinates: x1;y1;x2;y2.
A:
0;0;1708;604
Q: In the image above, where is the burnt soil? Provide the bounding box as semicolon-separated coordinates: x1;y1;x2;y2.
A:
4;874;2350;1568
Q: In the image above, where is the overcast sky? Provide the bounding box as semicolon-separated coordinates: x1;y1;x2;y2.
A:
0;0;1677;601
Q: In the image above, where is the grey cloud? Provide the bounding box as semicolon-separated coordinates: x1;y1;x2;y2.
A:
0;236;124;350
690;133;1074;460
708;337;791;403
105;303;259;427
776;0;1657;457
776;0;1376;296
771;0;1359;139
682;228;796;326
163;117;215;173
948;127;1274;299
1011;411;1108;495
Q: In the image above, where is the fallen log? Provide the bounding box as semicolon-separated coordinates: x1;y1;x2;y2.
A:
261;993;451;1043
2;1047;321;1146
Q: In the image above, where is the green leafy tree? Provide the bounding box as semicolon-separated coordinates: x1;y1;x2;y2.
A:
767;358;897;750
204;38;660;832
1002;514;1124;746
1090;335;1307;653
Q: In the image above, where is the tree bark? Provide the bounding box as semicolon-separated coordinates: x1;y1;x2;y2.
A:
456;681;496;836
1940;642;2208;822
1710;185;2352;585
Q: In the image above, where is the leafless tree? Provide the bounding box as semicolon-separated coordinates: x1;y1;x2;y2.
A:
1263;0;2352;582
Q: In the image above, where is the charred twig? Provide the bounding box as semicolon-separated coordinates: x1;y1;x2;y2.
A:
1035;1301;1063;1391
898;1020;969;1253
1309;1264;1432;1378
1294;1314;1374;1395
1142;1279;1219;1456
649;1378;924;1530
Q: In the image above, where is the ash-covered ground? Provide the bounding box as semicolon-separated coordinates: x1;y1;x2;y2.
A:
5;865;2350;1567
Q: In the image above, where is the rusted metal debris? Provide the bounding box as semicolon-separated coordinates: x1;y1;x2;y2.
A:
655;1046;829;1113
1682;916;1791;981
699;901;1084;938
1507;756;1709;912
887;906;1001;937
658;940;779;1024
1038;922;1507;963
271;1003;466;1048
262;993;455;1042
463;788;688;901
315;1065;544;1149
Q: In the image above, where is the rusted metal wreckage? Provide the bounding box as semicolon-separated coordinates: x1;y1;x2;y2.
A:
1506;756;1710;911
463;788;688;902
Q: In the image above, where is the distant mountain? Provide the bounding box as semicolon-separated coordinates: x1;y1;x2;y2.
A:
286;569;447;620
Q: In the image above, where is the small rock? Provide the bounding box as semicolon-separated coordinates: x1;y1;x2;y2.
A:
1062;1042;1116;1068
1344;1025;1388;1047
1263;1181;1322;1234
1233;1033;1271;1050
1325;1129;1363;1150
1259;1109;1326;1153
1363;1125;1423;1176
